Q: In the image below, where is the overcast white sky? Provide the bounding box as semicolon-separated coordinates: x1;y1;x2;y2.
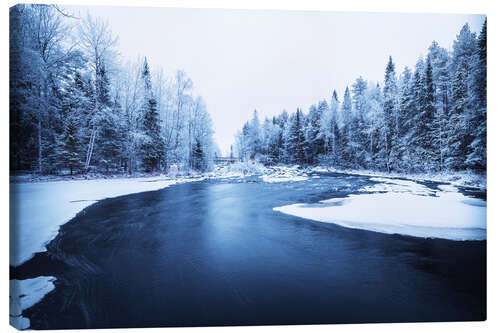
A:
63;5;485;154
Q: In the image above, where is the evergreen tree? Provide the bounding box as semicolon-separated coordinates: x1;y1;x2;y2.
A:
366;83;384;169
446;66;468;170
446;23;477;170
466;19;486;171
340;87;353;166
393;67;413;171
305;102;326;164
54;72;88;174
249;110;261;159
413;56;439;171
140;57;165;172
276;110;289;162
287;109;306;164
96;66;122;172
57;113;83;175
381;56;398;172
427;41;451;170
351;77;369;167
192;139;204;171
324;90;341;165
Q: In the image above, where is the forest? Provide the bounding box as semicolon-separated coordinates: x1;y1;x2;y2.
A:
235;20;487;174
10;4;486;177
10;4;216;175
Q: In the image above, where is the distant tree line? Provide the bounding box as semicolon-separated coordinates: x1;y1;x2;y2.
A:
235;20;486;173
10;4;215;175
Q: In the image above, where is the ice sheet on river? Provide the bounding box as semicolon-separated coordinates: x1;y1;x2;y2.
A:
274;177;486;241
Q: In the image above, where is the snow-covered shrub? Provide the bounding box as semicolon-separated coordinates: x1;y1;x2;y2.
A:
168;164;179;177
228;160;267;175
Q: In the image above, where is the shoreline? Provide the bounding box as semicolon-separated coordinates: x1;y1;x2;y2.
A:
307;166;486;190
10;163;487;190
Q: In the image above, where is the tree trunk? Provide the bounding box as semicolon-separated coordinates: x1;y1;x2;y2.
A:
85;127;97;171
38;114;42;174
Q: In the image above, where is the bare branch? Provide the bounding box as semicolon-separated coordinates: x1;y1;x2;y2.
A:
52;5;80;19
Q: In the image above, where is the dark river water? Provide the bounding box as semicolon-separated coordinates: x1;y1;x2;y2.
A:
12;173;486;329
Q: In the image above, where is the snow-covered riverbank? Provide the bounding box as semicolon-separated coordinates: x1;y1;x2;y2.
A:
274;176;486;241
309;166;486;190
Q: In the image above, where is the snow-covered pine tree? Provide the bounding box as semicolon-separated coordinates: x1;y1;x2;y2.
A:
340;86;353;166
265;116;281;164
446;65;468;170
381;56;398;172
140;57;165;172
392;67;413;172
275;110;289;163
287;109;306;165
260;117;272;160
305;102;326;165
351;77;369;168
239;121;251;160
96;66;123;172
466;19;486;171
54;73;85;175
446;23;478;170
316;100;329;157
57;111;83;175
326;90;341;165
249;110;262;160
413;56;439;172
427;41;451;171
192;139;204;171
403;58;425;172
367;83;384;170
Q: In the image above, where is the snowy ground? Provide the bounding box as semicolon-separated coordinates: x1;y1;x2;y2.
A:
260;165;309;183
310;166;486;190
274;176;486;241
10;277;55;329
208;162;310;183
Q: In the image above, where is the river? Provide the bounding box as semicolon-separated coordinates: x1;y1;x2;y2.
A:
12;173;486;329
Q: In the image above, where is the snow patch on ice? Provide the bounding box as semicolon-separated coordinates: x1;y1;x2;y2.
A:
260;166;309;183
213;160;267;177
274;179;486;241
10;277;55;330
361;177;434;196
261;174;308;183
